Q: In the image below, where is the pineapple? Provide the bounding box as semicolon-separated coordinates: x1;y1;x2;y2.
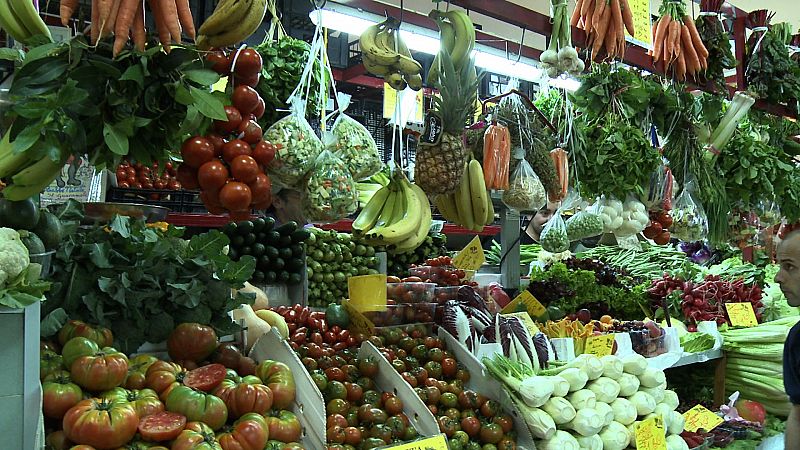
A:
415;50;479;196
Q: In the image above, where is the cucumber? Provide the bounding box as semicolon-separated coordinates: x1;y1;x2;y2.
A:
238;221;254;235
223;222;238;236
265;271;277;283
231;235;245;248
252;217;266;232
290;244;304;258
267;231;281;245
291;228;311;243
272;257;285;271
263;216;276;231
279;247;292;260
277;271;291;282
252;270;265;283
251;243;266;257
278;235;292;247
228;248;239;261
276;221;298;236
286;257;305;271
258;255;271;271
288;273;303;285
243;233;257;245
265;246;280;260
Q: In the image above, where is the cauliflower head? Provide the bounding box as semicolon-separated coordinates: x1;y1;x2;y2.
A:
0;227;30;287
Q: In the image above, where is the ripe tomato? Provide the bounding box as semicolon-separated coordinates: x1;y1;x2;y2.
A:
213;378;274;418
384;396;403;416
70;348;128;392
63;398;139;449
237;119;263;145
183;363;227;392
171;421;220;450
214;106;243;135
267;410;302;443
45;430;70;450
233;72;260;88
205;133;226;156
197;160;229;191
200;190;226;215
222;139;252;163
167;323;218;363
229;155;260;183
232;48;263;77
176;163;199;190
253;97;266;119
138;411;187;442
218;181;251;212
207;50;231;74
344;426;361;445
252;140;276;166
479;423;503;444
217;413;269;450
231;85;261;116
58;320;114;347
256;360;296;410
42;374;82;419
493;414;514;434
248;172;272;206
181;136;215;169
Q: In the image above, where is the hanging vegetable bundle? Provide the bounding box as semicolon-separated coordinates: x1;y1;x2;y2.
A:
695;0;736;94
745;11;800;106
542;0;584;77
573;0;635;61
651;0;709;81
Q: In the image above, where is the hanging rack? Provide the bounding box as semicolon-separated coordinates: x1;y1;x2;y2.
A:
481;89;557;134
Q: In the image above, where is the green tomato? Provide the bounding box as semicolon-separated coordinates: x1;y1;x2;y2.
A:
165;385;228;430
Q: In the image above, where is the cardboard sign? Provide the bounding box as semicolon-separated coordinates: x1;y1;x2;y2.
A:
636;415;667;450
347;274;387;312
683;404;724;433
342;300;375;335
502;312;541;338
629;0;653;48
585;334;615;357
383;433;448;450
452;236;485;271
725;302;758;327
501;289;546;318
419;112;444;146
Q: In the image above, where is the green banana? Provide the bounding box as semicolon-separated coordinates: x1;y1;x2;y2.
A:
468;160;488;228
444;10;475;69
11;155;64;186
9;0;50;41
197;0;253;37
0;0;30;43
435;193;460;224
485;191;495;226
353;184;391;235
197;0;267;50
454;165;475;230
0;133;34;178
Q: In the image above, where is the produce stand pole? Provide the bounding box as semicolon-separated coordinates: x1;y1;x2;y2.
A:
713;354;728;407
499;203;521;291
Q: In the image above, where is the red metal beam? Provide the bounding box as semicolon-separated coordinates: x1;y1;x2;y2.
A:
332;67;385;88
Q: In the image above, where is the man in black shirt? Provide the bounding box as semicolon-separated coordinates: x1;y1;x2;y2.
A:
778;229;800;446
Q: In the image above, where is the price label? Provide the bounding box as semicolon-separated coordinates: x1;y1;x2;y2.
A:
452;235;485;271
585;334;615;357
725;302;758;327
348;274;387;312
502;290;546;318
683;404;724;433
502;312;541;337
383;434;448;450
636;415;667;450
342;301;375;335
383;83;425;123
628;0;653;48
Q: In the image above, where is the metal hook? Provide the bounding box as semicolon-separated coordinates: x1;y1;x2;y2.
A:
514;28;525;63
399;0;404;24
310;0;326;10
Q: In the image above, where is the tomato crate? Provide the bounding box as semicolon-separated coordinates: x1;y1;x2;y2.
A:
106;186;206;213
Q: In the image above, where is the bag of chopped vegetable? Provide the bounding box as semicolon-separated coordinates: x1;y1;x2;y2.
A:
331;96;382;180
670;177;708;241
303;146;358;222
644;159;674;211
265;98;324;188
540;204;570;252
567;198;604;241
502;157;546;211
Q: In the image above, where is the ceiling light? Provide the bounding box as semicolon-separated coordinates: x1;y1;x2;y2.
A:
548;76;581;92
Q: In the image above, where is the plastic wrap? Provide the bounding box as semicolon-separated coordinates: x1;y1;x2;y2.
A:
331;112;382;181
566;200;604;241
303;149;357;222
645;161;674;211
670;178;709;242
502;159;546;211
540;208;569;253
549;147;569;201
264;101;324;188
483;123;511;190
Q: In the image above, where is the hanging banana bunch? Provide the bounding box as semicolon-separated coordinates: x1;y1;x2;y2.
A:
435;159;495;232
359;17;423;91
0;0;52;45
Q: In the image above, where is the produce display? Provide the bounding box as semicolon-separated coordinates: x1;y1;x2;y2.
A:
542;0;584;77
306;228;379;307
573;0;635;61
222;218;308;285
384;232;448;278
652;0;709;81
114;160;181;192
359;17;424;91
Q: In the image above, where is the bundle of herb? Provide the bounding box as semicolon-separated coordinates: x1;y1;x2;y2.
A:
695;0;736;94
745;12;800;108
570;64;655;126
43;209;255;353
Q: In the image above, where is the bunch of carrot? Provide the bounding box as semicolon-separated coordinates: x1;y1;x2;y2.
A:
59;0;195;55
651;0;708;81
549;147;568;201
572;0;635;61
483;123;511;190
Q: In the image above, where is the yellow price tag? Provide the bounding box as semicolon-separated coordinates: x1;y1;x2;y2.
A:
725;302;758;327
347;274;387;313
382;433;448;450
584;334;615;357
342;301;375;335
452;236;485;271
502;312;541;337
682;404;724;433
636;415;667;450
383;83;425;123
501;290;546;318
628;0;653;48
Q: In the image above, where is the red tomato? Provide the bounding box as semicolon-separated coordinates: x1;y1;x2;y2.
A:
384;397;403;416
217;413;270;450
229;155;260;183
233;72;260;88
180;136;215;169
325;367;346;383
176;163;199;190
183;363;227;392
461;416;481;438
231;85;261;116
42;374;82;419
222;139;253;163
70;349;128;392
205;133;226;156
252;140;276;167
215;106;243;135
200;190;226;215
63;399;139;449
138;411;187;442
197;160;229;191
256;361;296;410
167;323;218;363
213;379;274;418
219;182;252;212
207;50;231;74
493;414;514;434
237;119;263;145
479;423;503;444
253;97;266;119
248;173;272;207
344;426;361;445
232;48;263;77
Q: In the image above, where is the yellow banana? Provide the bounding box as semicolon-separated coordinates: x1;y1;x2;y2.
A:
254;309;289;339
391;183;433;254
362;54;392;77
444;10;475;68
386;72;407;91
435;194;458;223
375;175;422;244
197;0;267;49
485;192;495;226
438;19;457;55
197;0;253;37
371;187;398;234
361;25;401;66
396;55;422;77
454;165;475;230
468;160;488;227
405;73;423;91
353;184;391;235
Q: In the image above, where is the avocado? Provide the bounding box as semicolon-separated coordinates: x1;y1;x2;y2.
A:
32;210;63;250
0;198;40;230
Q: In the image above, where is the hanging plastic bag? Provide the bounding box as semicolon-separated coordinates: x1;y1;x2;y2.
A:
483;123;511;190
265;98;324;188
670;178;709;242
502;159;546;211
540;204;569;252
566;198;604;241
597;195;624;234
331;96;382;180
645;160;675;211
303;147;358;222
614;195;650;238
549;147;569;201
757;198;782;228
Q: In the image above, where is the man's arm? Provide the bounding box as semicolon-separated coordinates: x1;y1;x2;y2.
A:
786;405;800;448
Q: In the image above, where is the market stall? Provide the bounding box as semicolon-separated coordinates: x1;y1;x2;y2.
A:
0;0;799;448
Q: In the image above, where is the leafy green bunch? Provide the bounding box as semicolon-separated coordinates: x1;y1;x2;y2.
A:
570;64;656;125
3;36;227;171
746;21;800;108
43;211;255;353
695;5;736;95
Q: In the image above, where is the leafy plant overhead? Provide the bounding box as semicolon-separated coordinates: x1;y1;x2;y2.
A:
695;0;737;94
0;36;226;197
571;64;654;125
745;12;800;108
43;205;255;353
